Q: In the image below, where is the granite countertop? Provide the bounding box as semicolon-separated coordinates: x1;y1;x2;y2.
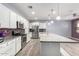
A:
40;33;79;42
0;36;21;45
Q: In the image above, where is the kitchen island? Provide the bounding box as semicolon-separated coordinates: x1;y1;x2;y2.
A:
40;33;79;56
15;33;79;56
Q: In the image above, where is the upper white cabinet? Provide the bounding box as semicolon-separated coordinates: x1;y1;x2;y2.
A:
9;10;17;28
22;18;29;33
16;14;21;22
25;20;29;34
17;16;29;33
0;4;29;30
39;23;47;29
0;4;10;28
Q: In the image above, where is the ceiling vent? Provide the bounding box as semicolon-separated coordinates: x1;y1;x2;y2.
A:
28;6;32;9
73;13;77;17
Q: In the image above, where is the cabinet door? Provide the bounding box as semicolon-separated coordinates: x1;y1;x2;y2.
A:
7;39;15;56
0;39;16;56
0;43;7;53
39;23;46;29
16;14;22;22
0;4;10;28
23;18;29;34
15;37;21;53
10;11;17;28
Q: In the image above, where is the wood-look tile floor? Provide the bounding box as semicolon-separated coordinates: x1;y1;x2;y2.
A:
60;43;79;56
16;39;40;56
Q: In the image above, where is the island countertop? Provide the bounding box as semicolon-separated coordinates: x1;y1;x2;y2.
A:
40;33;79;42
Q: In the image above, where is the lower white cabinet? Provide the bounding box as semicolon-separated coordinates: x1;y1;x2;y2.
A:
15;36;21;54
0;43;8;56
0;36;21;56
7;39;15;56
0;39;15;56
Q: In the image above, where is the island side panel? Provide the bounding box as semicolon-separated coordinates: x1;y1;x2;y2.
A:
40;42;60;56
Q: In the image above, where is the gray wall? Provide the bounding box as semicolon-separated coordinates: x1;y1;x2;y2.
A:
46;20;71;37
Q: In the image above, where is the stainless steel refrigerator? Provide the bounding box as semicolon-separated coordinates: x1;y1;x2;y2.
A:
31;25;39;39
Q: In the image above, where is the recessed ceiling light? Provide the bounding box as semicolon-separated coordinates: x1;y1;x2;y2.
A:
32;11;35;15
28;6;32;9
73;13;77;17
50;21;54;24
56;16;61;20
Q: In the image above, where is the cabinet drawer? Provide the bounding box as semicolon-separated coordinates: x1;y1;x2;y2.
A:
0;39;15;56
7;39;15;45
0;53;9;56
0;43;7;48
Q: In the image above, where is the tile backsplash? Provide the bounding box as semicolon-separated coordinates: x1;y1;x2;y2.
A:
0;28;25;37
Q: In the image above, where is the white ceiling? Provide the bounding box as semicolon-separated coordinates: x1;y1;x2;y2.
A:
2;3;79;21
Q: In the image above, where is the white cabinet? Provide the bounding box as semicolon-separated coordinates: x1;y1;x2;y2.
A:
7;39;15;56
21;17;29;33
0;39;15;56
9;11;17;28
20;16;24;23
16;14;21;22
15;36;21;53
17;15;29;34
39;23;46;29
0;43;8;56
0;4;10;28
0;4;29;29
23;18;29;34
0;36;21;56
17;15;24;24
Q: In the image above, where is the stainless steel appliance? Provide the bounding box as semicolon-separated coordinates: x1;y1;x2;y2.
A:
21;34;27;49
31;26;39;39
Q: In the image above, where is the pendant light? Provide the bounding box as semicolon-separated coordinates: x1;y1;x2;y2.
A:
56;16;61;20
51;9;56;15
56;3;61;20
